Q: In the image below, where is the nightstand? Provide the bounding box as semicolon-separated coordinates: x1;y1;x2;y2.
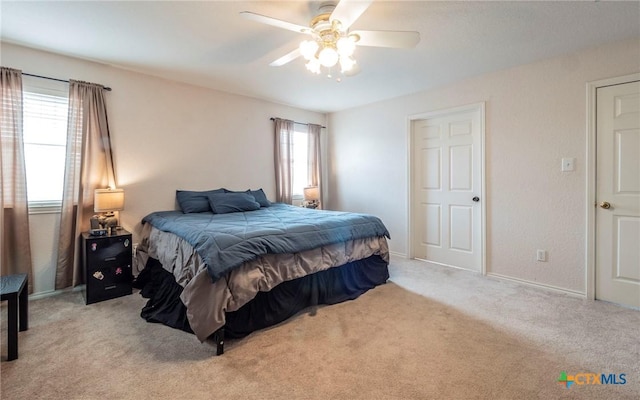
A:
81;229;133;304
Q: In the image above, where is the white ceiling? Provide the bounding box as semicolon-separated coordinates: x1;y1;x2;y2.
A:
1;1;639;113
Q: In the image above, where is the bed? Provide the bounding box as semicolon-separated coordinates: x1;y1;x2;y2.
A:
134;190;390;355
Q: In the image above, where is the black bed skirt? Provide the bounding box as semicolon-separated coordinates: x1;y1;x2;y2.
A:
134;255;389;340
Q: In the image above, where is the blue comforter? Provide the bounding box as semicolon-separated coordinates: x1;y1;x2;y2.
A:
142;204;390;282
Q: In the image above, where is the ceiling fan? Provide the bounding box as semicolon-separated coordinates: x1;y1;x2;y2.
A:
240;0;420;77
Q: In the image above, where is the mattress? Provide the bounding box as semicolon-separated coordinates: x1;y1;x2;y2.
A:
142;203;390;282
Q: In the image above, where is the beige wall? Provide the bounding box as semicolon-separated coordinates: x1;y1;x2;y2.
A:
4;37;639;296
327;37;640;294
1;43;326;295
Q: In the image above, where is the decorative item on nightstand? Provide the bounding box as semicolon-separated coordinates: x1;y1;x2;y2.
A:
91;188;124;236
303;186;320;209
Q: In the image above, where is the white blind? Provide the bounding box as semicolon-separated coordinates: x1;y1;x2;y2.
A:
22;79;69;205
291;130;309;198
23;91;68;146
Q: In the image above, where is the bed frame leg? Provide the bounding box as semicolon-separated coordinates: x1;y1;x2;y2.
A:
214;328;224;356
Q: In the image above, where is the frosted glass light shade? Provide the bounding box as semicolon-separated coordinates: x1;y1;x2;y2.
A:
340;56;356;72
300;40;319;60
94;188;125;212
318;47;339;67
337;36;356;57
306;58;321;74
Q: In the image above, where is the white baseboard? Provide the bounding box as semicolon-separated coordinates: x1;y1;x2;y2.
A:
393;255;585;298
413;257;484;274
389;251;407;258
29;284;85;301
487;272;586;298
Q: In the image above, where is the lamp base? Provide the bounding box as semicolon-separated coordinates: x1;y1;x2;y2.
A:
302;200;319;209
103;215;118;229
91;213;118;231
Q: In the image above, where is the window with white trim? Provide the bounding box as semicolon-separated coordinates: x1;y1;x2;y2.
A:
22;77;69;211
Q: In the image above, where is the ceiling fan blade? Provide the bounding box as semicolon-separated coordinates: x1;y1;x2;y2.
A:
330;0;373;30
270;48;302;67
240;11;310;34
351;30;420;49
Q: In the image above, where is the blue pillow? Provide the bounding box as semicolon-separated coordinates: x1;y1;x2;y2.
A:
224;188;271;207
248;189;270;207
208;192;260;214
176;189;225;213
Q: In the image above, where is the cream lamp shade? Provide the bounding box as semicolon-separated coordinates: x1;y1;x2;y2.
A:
94;188;125;212
303;186;320;201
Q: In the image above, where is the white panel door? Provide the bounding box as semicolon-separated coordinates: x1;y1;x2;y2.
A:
596;81;640;308
412;106;482;271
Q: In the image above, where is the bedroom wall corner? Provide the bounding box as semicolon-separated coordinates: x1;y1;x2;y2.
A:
327;37;640;294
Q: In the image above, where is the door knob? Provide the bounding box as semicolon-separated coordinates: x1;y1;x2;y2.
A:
599;201;611;209
472;196;480;202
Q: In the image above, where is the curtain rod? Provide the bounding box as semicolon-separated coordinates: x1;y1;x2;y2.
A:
270;117;326;129
22;72;112;91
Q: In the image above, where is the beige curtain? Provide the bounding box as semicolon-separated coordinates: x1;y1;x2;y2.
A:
55;80;115;289
274;118;295;204
307;123;322;209
0;67;34;293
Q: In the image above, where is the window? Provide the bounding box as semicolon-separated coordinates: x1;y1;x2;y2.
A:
291;128;309;199
22;77;69;211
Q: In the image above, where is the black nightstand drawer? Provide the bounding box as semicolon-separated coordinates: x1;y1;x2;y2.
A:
82;230;133;305
85;235;131;267
85;264;132;304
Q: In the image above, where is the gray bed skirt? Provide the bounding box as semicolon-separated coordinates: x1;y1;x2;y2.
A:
135;253;389;354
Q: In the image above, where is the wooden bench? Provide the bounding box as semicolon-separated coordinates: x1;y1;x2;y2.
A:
1;273;29;361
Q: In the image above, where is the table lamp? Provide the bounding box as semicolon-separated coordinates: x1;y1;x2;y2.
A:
93;188;124;235
303;186;320;209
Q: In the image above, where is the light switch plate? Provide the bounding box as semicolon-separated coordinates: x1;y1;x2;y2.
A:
536;249;547;262
561;158;575;172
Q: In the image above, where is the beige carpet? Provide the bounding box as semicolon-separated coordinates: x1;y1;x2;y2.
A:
1;256;638;399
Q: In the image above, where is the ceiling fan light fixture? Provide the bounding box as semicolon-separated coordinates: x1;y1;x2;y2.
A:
318;46;339;67
300;40;319;60
242;1;420;80
336;36;356;57
339;55;356;72
305;58;322;74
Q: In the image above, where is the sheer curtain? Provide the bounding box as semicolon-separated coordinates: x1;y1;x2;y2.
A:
307;123;322;209
274;118;295;204
0;67;33;292
55;80;115;289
